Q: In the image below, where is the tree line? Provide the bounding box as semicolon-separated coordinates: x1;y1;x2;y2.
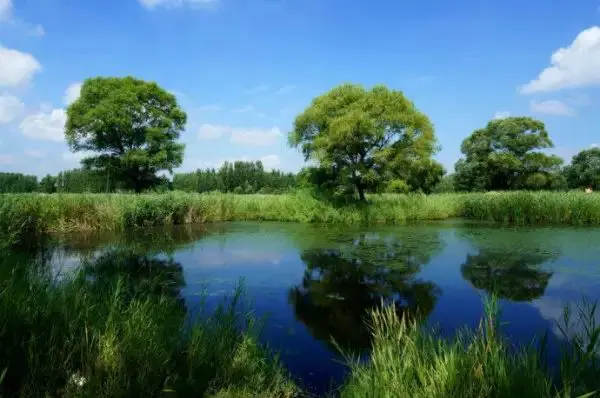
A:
1;77;598;197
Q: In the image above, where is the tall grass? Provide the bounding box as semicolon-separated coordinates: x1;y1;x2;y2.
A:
1;191;599;243
340;297;600;398
0;250;297;397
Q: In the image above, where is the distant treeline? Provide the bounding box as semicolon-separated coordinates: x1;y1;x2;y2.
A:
173;161;296;194
0;161;296;194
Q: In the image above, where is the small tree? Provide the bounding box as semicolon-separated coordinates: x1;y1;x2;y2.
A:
289;84;437;200
65;76;186;193
39;174;57;193
564;147;600;190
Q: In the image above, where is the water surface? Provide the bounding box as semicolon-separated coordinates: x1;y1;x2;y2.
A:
47;221;600;394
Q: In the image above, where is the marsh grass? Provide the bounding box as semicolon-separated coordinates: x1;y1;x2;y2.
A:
0;251;297;397
340;296;600;398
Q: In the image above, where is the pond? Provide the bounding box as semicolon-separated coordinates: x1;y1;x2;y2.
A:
45;221;600;394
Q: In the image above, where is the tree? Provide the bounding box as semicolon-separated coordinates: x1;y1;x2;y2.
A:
39;175;57;194
564;147;600;190
65;76;186;193
289;84;437;200
454;117;563;191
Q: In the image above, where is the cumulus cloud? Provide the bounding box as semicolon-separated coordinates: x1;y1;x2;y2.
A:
0;93;24;123
529;99;576;116
259;154;281;170
138;0;219;9
63;82;82;105
493;111;511;120
198;124;282;146
198;123;227;139
230;126;282;147
520;26;600;94
0;45;41;87
19;108;66;141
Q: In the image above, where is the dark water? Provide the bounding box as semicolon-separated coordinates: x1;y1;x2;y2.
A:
46;221;600;394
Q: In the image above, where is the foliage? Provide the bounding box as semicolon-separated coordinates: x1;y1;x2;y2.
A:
38;175;57;194
340;297;600;398
65;76;187;193
565;147;600;190
173;161;296;194
432;173;456;193
454;117;564;191
0;172;38;193
0;249;297;397
289;84;438;200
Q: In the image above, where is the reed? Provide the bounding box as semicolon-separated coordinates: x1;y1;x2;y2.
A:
340;296;600;398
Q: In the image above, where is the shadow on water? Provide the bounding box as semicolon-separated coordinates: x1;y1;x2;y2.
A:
289;231;443;354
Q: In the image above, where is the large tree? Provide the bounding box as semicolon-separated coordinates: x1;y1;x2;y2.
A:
564;147;600;190
289;84;437;200
65;76;187;192
454;117;564;191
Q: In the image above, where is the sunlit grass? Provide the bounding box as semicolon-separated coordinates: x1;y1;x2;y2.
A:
340;296;600;398
0;251;297;397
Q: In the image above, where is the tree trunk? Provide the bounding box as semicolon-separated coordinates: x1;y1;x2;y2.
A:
357;184;366;201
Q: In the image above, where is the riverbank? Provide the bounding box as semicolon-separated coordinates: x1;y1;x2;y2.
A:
1;245;598;397
1;191;599;242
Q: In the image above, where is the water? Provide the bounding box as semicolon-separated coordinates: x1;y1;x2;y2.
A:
46;221;600;394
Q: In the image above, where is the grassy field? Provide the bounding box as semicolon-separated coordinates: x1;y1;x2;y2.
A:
1;191;600;243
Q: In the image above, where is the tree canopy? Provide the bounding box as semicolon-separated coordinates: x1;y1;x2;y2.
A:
289;84;438;200
564;147;600;190
65;76;187;193
454;117;564;191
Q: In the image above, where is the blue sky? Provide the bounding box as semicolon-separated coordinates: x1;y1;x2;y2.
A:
0;0;599;177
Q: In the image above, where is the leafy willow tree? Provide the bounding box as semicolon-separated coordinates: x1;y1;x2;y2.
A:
65;76;187;193
289;84;438;200
564;147;600;190
454;117;564;191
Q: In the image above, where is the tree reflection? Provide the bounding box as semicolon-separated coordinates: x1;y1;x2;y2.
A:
289;232;442;353
82;249;186;308
461;250;554;301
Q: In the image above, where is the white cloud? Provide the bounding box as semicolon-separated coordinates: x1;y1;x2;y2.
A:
275;85;297;95
62;151;94;163
244;84;268;95
198;124;282;146
0;93;24;123
19;108;66;141
197;104;222;112
591;143;599;148
138;0;219;9
0;0;12;21
259;154;281;170
63;82;82;105
232;105;254;113
24;149;45;157
520;26;600;94
230;126;282;147
493;111;511;120
529;99;576;116
198;123;227;139
0;45;41;87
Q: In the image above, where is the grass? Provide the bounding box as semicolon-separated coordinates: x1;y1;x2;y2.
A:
2;191;598;242
0;248;297;397
340;296;600;398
